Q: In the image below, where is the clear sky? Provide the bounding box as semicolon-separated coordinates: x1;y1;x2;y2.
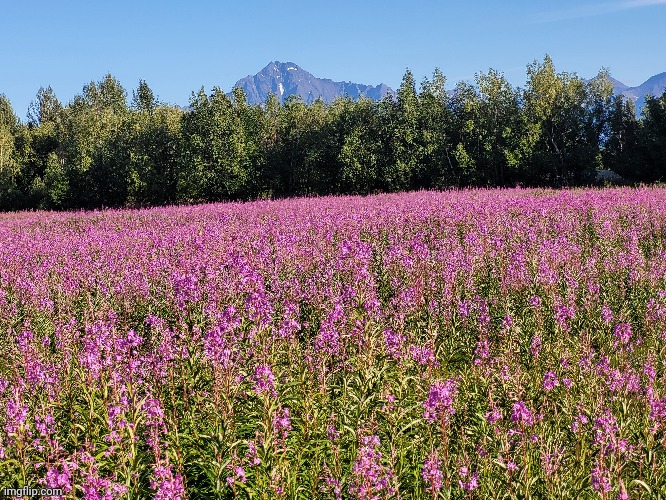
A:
1;0;665;118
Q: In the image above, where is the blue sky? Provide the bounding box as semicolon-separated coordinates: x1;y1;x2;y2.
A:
1;0;665;117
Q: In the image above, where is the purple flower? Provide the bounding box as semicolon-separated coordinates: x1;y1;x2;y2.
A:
383;329;405;359
473;338;490;365
529;295;542;308
227;466;247;485
349;435;394;500
530;335;542;358
245;440;261;466
458;466;479;491
253;364;277;398
613;322;632;346
151;465;186;500
410;345;438;367
542;371;559;391
422;452;443;491
591;461;612;493
272;407;292;440
45;465;73;494
423;379;458;423
327;424;341;443
554;303;575;330
511;401;534;427
571;413;589;433
485;407;502;424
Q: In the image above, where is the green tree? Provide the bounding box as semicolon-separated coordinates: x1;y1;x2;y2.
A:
27;86;63;126
125;80;184;206
522;55;603;186
391;69;419;190
474;69;523;186
132;79;157;114
271;95;331;196
179;87;249;202
336;97;381;193
448;81;481;186
602;95;640;181
0;95;20;208
57;73;130;207
639;90;666;182
416;69;456;188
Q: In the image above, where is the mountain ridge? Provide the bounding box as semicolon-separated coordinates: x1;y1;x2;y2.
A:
610;72;666;111
230;61;394;105
228;61;666;111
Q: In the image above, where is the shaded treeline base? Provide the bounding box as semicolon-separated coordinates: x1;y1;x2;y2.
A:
0;55;664;211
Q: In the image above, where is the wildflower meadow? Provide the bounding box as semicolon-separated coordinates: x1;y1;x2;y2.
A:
2;187;666;499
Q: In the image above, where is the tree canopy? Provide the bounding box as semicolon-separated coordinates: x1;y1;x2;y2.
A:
1;56;664;211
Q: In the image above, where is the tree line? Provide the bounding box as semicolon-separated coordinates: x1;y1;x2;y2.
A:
0;55;665;211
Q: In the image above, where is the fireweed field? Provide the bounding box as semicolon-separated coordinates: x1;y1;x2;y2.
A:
3;188;666;499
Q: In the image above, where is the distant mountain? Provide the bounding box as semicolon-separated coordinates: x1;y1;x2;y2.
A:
231;61;394;105
611;72;666;112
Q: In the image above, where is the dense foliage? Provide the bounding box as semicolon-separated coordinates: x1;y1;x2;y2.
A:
0;55;665;211
2;187;666;498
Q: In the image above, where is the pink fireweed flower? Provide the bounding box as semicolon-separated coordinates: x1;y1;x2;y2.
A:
81;471;129;499
422;451;443;491
45;464;74;494
590;461;612;494
227;466;247;485
423;379;458;423
34;413;56;438
485;406;502;425
456;299;472;319
571;413;589;433
475;297;491;329
530;335;542;358
327;424;341;443
613;322;632;347
272;407;292;440
554;303;575;331
473;338;491;365
5;397;29;437
649;396;666;432
457;466;479;491
579;349;595;372
253;364;277;398
0;377;9;395
592;408;627;455
410;345;439;367
278;302;301;339
203;308;241;369
323;476;342;500
383;329;405;359
151;465;186;500
172;272;201;310
542;371;559;391
511;401;535;427
541;446;565;478
499;364;512;382
601;304;614;324
246;440;261;466
644;358;657;383
349;435;394;500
